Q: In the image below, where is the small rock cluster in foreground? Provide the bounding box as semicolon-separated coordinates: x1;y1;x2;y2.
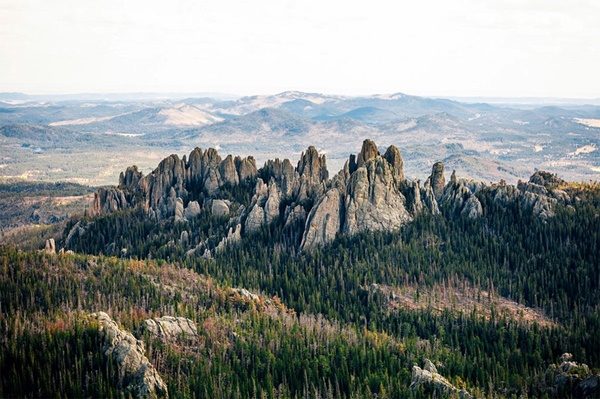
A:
410;359;472;398
540;353;600;397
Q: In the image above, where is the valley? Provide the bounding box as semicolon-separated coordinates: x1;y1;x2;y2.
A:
2;91;599;186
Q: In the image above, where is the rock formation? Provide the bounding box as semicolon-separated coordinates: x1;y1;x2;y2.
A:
439;172;483;219
295;146;328;201
540;353;600;397
119;165;143;191
211;199;230;217
44;238;56;255
410;359;472;398
183;201;201;219
215;224;242;253
90;312;168;398
301;140;416;249
235;155;258;181
300;187;344;249
90;147;258;219
383;145;404;180
90;187;128;217
344;152;411;235
356;139;379;166
429;161;445;200
142;316;197;341
84;139;575;253
219;155;239;186
174;198;184;222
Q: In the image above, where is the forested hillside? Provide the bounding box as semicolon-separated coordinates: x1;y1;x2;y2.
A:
2;140;600;398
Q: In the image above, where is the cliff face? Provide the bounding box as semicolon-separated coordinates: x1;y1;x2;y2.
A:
87;139;573;253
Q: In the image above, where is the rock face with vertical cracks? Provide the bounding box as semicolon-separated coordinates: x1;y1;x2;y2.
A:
344;151;411;235
301;140;418;250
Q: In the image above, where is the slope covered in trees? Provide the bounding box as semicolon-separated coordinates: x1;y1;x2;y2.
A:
2;140;600;398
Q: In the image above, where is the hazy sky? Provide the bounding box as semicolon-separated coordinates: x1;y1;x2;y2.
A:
1;0;599;97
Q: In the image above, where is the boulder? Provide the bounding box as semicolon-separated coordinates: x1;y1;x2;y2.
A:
211;199;230;217
183;201;201;219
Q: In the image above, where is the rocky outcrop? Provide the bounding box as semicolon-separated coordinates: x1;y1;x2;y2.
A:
44;238;56;255
383;145;404;180
65;220;86;247
301;187;344;249
410;359;472;398
235;156;258;181
219;155;239;186
529;170;565;189
429;161;445;200
488;176;565;219
421;179;440;215
84;140;575;253
301;140;415;250
90;312;168;398
440;171;483;219
119;166;143;191
215;224;242;253
142;316;197;341
183;201;201;219
540;353;600;397
174;197;185;222
344;153;411;235
90;187;129;217
301;141;442;249
211;199;230;217
264;180;281;224
284;204;307;227
244;178;284;231
90;147;260;220
296;146;328;201
263;158;296;197
356;139;379;167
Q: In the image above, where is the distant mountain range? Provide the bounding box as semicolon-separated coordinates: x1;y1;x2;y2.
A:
1;90;599;185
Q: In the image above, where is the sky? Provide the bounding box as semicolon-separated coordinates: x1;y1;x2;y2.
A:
0;0;599;98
